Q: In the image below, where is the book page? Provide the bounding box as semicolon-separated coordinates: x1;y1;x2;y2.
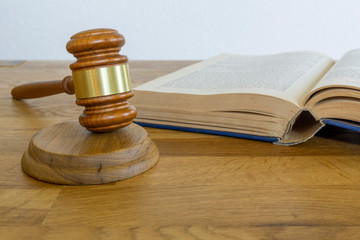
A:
309;49;360;91
135;52;334;106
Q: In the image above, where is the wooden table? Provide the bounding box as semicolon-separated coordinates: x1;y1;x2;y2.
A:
1;60;360;239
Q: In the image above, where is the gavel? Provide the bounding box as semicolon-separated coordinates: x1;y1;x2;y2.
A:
11;28;137;133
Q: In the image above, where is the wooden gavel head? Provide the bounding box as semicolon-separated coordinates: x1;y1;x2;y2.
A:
66;28;137;132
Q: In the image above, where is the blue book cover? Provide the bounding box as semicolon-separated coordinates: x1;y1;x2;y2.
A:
322;119;360;132
135;118;360;144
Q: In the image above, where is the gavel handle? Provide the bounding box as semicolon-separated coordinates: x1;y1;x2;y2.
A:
11;76;75;99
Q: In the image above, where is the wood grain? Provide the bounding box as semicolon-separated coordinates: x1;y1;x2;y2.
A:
68;28;136;132
21;121;159;185
66;28;128;71
10;29;137;132
76;91;137;132
11;75;74;99
1;60;360;239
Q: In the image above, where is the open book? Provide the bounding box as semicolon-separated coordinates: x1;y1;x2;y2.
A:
131;50;360;145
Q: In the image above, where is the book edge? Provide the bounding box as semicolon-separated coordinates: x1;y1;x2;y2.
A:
135;121;279;143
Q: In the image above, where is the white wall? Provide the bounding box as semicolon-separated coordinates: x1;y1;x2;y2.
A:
1;0;360;60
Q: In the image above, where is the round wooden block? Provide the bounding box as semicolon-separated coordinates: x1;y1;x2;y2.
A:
21;121;159;185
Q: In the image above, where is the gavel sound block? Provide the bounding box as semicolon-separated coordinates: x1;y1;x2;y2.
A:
12;28;159;185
